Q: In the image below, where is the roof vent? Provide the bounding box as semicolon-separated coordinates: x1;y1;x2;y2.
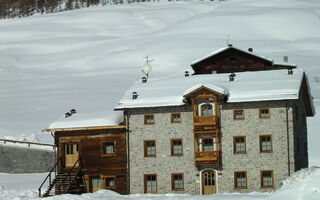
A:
132;92;138;100
288;68;293;75
65;112;72;118
70;109;77;114
229;72;235;81
142;77;147;83
284;56;288;63
248;48;253;52
185;71;189;77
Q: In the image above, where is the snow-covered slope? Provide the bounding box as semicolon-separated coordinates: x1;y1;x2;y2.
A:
0;0;319;160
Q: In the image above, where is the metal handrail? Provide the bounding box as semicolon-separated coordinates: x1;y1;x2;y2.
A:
57;159;80;193
38;159;59;197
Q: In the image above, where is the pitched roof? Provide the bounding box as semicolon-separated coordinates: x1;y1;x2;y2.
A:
190;46;297;68
115;69;314;116
45;110;124;131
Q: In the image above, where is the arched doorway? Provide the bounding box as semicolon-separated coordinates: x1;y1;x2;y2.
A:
201;170;217;195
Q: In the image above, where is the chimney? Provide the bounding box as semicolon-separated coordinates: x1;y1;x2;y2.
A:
185;71;189;77
65;112;72;118
228;43;233;47
142;77;147;83
284;56;288;63
70;109;76;114
132;92;138;99
229;72;235;81
248;48;253;52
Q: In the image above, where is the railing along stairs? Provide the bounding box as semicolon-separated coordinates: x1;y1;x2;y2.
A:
38;158;82;197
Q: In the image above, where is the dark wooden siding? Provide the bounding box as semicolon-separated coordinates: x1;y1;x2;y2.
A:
55;127;128;195
191;48;289;74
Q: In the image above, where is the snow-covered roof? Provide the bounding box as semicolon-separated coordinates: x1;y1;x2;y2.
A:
47;110;123;131
191;46;274;66
115;69;314;113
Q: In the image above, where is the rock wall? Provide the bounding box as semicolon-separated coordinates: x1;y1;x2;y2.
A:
0;145;55;173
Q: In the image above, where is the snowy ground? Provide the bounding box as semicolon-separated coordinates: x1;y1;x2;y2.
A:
0;167;319;200
0;0;320;199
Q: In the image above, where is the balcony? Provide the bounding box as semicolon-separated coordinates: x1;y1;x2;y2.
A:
194;151;220;166
194;116;218;131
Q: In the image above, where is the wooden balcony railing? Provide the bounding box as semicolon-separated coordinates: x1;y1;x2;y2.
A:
195;151;220;166
194;116;218;126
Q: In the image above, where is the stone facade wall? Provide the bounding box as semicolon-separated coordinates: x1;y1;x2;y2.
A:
127;100;307;194
128;106;201;195
218;101;295;193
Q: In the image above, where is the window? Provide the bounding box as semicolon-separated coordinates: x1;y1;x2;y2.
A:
171;173;184;191
260;135;272;153
102;142;115;155
201;104;213;116
233;109;244;120
203;139;214;151
144;114;155;124
171;139;183;156
233;136;246;154
144;140;156;157
105;177;115;188
144;174;157;193
171;113;181;123
66;144;74;155
259;108;270;118
261;170;274;188
65;144;78;155
234;171;247;189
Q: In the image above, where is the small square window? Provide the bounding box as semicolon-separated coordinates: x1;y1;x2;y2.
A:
171;173;184;191
234;171;247;189
233;110;244;120
102;142;115;155
260;135;272;153
171;139;183;156
144;114;155;124
171;113;181;123
144;174;157;193
106;177;115;188
144;140;156;157
261;170;273;188
233;136;246;154
259;108;270;118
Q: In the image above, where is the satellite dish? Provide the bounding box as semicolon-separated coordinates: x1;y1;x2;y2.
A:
141;56;153;78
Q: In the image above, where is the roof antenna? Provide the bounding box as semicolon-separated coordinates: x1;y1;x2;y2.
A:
142;56;153;78
226;34;232;47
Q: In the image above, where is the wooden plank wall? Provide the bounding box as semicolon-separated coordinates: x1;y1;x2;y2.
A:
55;128;128;194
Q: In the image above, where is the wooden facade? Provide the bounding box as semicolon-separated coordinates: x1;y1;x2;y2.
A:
191;47;294;74
185;87;223;167
40;126;128;197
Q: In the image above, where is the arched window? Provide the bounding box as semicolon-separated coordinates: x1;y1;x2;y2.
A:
201;104;213;116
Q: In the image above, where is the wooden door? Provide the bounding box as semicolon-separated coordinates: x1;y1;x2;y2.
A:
64;143;79;168
202;171;216;195
90;176;101;193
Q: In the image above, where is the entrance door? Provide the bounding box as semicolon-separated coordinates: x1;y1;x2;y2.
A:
89;176;101;193
64;143;79;167
202;170;216;195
